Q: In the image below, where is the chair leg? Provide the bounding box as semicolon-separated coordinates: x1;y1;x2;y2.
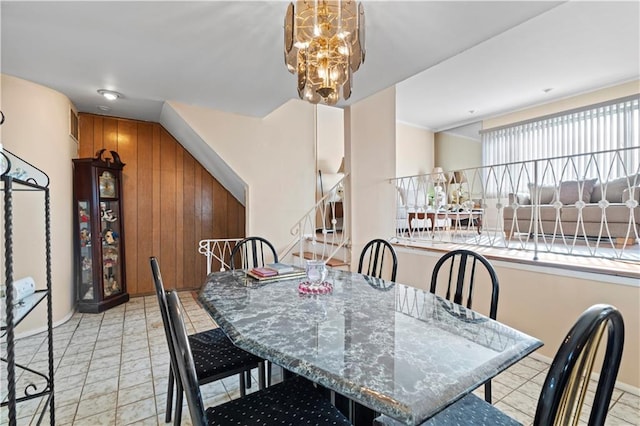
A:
239;370;247;397
246;369;252;388
174;380;183;426
165;364;174;423
485;380;492;404
258;361;266;390
266;361;273;387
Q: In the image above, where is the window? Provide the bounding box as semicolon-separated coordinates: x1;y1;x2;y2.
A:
481;95;639;192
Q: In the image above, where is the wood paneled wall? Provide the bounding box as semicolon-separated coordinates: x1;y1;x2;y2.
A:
78;114;245;296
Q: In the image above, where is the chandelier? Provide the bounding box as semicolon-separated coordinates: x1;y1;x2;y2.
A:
284;1;365;106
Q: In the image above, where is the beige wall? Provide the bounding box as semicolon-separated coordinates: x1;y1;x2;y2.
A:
1;74;77;334
345;86;396;261
395;248;640;389
317;105;345;200
434;132;482;171
168;100;316;254
317;104;344;175
484;80;640;129
396;123;434;177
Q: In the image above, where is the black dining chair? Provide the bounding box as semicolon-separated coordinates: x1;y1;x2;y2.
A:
358;238;398;282
430;249;499;403
229;236;279;385
229;236;278;270
376;304;625;426
150;257;264;425
165;290;352;426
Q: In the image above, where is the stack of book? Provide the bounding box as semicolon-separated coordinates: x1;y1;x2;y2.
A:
247;263;305;281
248;267;278;278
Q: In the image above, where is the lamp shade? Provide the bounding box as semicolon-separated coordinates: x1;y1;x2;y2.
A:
431;167;446;183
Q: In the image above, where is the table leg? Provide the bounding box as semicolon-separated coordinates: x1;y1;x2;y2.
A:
333;393;377;426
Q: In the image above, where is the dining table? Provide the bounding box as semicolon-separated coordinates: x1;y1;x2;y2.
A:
198;268;543;426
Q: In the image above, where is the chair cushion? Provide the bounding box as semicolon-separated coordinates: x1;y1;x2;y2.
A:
375;394;522;426
189;328;262;379
205;376;351;425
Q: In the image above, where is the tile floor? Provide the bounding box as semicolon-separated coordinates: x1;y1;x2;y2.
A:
1;292;638;426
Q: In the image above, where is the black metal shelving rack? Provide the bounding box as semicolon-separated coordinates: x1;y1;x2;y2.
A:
1;135;55;425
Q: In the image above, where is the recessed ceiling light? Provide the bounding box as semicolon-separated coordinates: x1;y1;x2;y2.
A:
469;110;475;114
97;105;112;112
97;89;121;101
543;88;554;93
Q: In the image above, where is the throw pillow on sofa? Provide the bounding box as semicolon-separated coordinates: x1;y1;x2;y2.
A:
527;183;556;204
591;174;640;203
557;179;598;205
528;179;598;205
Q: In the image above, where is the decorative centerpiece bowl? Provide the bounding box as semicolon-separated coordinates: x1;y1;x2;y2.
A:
298;260;332;295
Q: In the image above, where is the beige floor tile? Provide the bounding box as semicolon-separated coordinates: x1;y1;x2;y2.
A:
50;400;79;424
81;376;119;400
85;364;121;384
93;344;123;360
55;386;83;407
117;380;155;407
617;392;640;410
126;415;159;425
515;379;543;400
63;342;96;356
494;370;529;390
152;374;170;396
529;370;549;386
56;361;90;378
120;357;152;375
506;362;541;380
122;339;150;354
608;401;640;424
89;354;121;371
115;396;157;425
55;372;87;393
59;350;93;368
120;368;153;390
75;391;118;420
500;389;539;416
13;395;43;421
122;348;151;365
605;414;635;426
72;409;117;425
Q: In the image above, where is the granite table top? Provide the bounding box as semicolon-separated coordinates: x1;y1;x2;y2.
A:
198;269;542;425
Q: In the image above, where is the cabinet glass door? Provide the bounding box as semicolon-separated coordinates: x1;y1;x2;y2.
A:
100;200;122;297
78;201;94;301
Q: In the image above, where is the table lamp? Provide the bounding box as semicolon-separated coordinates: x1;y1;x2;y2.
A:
432;167;447;209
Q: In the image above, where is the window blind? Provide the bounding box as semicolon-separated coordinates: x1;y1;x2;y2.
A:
481;95;639;192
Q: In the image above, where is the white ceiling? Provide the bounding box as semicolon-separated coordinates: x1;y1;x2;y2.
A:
1;1;639;134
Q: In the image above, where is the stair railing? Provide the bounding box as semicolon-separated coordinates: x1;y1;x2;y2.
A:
279;174;350;266
198;238;244;273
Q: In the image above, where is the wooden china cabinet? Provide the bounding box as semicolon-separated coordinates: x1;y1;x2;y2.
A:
72;149;129;313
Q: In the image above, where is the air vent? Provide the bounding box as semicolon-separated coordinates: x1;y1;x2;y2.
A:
70;108;79;142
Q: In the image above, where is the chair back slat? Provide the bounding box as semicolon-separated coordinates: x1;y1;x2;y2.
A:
535;304;624;426
166;291;209;426
230;236;278;270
